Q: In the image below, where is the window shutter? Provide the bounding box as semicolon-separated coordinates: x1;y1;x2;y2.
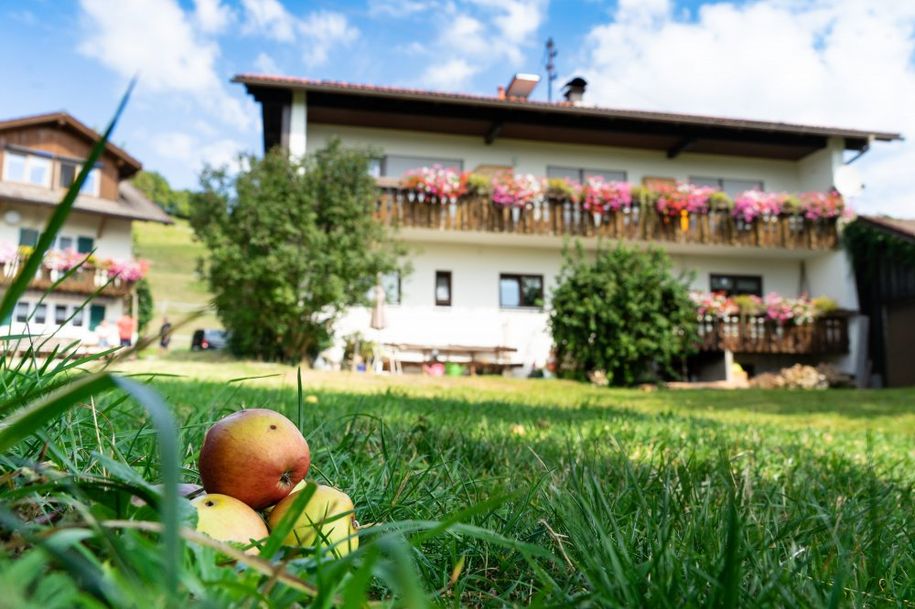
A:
77;236;95;254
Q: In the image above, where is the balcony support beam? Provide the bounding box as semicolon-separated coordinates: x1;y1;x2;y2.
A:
484;121;503;145
667;136;697;159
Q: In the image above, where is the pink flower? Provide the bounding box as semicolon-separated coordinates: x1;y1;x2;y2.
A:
0;241;17;264
800;191;844;221
403;165;467;200
733;191;784;223
44;249;88;272
656;183;713;217
106;258;149;281
582;177;632;212
491;172;544;208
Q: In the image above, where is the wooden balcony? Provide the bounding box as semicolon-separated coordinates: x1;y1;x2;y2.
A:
0;257;134;298
373;188;840;250
696;314;850;355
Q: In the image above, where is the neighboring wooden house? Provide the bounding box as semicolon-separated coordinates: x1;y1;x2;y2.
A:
846;216;915;387
234;73;900;378
0;112;171;350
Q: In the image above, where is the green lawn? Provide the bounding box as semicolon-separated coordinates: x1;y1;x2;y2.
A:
133;218;221;347
4;355;914;607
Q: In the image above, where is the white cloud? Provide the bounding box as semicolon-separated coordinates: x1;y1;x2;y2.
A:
298;11;359;67
576;0;915;217
194;0;233;34
254;52;280;74
152;131;244;174
421;58;479;90
417;0;547;89
77;0;252;129
240;1;358;67
368;0;433;17
240;0;295;42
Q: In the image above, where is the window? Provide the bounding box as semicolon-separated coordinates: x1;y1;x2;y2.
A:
59;160;78;188
77;236;94;254
383;155;463;178
54;304;68;325
690;177;764;197
547;166;626;184
80;167;100;196
4;151;27;182
367;158;382;178
19;228;39;247
72;307;84;327
710;274;762;297
4;150;52;187
58;236;74;251
434;271;452;306
15;301;29;323
89;304;105;330
381;271;401;305
499;274;544;308
33;303;47;324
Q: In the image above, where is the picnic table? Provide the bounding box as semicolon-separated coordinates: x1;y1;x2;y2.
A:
382;342;520;375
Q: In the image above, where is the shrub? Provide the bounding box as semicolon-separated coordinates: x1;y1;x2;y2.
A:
549;244;697;385
191;140;405;363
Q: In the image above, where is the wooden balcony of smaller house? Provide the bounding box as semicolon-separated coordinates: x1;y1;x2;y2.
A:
0;253;136;298
372;180;841;250
696;313;850;355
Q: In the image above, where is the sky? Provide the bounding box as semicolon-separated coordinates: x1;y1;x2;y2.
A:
0;0;913;217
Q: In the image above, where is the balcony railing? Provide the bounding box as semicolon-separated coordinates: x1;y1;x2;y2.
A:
0;255;134;298
696;314;849;354
373;187;840;249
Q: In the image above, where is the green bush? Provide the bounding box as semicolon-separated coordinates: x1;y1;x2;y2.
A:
549;244;697;385
191;140;404;363
136;277;154;332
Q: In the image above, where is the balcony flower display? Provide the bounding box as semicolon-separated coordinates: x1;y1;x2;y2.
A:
544;177;580;202
581;176;632;213
800;191;844;221
44;248;90;272
0;241;17;265
655;183;715;218
491;172;544;208
690;291;738;318
691;291;834;326
402;165;467;201
733;191;785;223
105;258;149;282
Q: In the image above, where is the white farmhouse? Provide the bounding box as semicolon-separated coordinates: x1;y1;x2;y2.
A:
235;74;900;380
0;112;171;350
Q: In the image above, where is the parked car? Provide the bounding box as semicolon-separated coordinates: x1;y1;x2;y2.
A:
191;329;228;351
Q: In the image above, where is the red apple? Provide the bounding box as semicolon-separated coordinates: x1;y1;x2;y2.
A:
199;409;310;510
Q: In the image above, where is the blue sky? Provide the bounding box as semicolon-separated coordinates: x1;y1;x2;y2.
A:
1;0;913;216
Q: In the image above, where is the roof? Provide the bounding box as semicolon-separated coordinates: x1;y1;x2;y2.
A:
0;112;142;177
857;215;915;241
0;180;172;224
233;74;902;148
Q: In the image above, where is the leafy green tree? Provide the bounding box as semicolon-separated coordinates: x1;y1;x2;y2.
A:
549;244;697;385
132;170;193;218
136;277;154;333
190;141;404;362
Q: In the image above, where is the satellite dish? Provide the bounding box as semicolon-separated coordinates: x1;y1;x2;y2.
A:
834;164;863;198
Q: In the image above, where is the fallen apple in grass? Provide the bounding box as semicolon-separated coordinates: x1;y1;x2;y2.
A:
268;484;359;557
199;409;310;510
191;493;269;554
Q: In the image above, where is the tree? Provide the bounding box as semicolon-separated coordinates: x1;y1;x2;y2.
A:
136;277;154;333
549;244;697;386
190;141;404;362
132;170;193;218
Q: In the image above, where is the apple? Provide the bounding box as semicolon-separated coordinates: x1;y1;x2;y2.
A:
268;484;359;557
198;409;310;510
191;493;269;554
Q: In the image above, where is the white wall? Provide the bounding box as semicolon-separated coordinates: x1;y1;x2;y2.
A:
0;203;134;259
333;241;852;373
4;290;125;344
308;124;817;193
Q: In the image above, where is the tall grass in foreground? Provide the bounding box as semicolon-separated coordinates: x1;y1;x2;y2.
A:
1;86;913;607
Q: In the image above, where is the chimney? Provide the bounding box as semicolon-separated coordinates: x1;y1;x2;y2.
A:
497;85;506;100
561;77;587;104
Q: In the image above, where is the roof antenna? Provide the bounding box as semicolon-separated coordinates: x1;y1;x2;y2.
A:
544;37;558;102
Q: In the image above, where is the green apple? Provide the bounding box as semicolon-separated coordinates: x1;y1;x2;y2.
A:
199;409;310;510
268;484;359;557
191;493;269;554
